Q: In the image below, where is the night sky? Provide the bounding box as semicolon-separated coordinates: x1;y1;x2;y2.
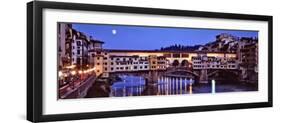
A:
72;23;258;50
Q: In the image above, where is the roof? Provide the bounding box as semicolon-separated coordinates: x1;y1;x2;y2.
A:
103;49;236;54
110;55;139;58
90;39;104;44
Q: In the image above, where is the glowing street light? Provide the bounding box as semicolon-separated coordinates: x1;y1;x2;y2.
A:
58;71;63;77
65;65;76;69
71;71;76;75
78;70;83;74
83;70;88;74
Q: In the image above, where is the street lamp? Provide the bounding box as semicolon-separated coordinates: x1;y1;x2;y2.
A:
58;71;63;77
78;69;83;85
58;71;64;88
71;70;76;75
78;70;83;74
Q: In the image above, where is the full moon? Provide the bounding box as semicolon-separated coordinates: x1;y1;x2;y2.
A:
112;29;117;35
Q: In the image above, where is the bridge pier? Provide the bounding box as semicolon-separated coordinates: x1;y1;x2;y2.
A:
199;69;208;83
146;70;158;85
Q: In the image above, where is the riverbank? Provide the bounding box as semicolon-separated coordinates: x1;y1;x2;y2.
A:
85;74;122;98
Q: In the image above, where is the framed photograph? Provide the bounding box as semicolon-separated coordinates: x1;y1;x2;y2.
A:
27;1;273;122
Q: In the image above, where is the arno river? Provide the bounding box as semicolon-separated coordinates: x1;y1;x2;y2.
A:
86;74;258;98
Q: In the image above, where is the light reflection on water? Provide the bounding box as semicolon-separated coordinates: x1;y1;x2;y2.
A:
110;75;194;97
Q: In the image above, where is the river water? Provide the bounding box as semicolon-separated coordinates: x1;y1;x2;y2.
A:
110;75;258;97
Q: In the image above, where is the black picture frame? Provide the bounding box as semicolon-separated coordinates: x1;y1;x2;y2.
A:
27;1;273;122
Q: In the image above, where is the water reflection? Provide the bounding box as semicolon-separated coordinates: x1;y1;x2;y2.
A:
111;75;194;97
110;75;146;97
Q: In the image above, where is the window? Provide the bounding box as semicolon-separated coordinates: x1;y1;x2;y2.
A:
97;57;100;60
172;53;180;58
77;41;81;46
182;53;189;58
111;62;114;65
111;67;114;71
164;53;171;58
104;57;108;60
97;63;100;65
77;50;80;55
125;67;129;70
134;66;137;69
104;67;107;71
140;66;143;69
144;66;148;69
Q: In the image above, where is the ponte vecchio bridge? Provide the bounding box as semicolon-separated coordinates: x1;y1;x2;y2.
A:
98;50;240;84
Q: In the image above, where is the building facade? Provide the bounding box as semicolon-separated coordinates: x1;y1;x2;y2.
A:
58;23;96;70
238;37;258;81
192;53;238;70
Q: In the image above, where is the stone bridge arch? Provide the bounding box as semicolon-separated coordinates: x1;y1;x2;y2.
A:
171;59;191;67
208;69;239;82
165;68;199;79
